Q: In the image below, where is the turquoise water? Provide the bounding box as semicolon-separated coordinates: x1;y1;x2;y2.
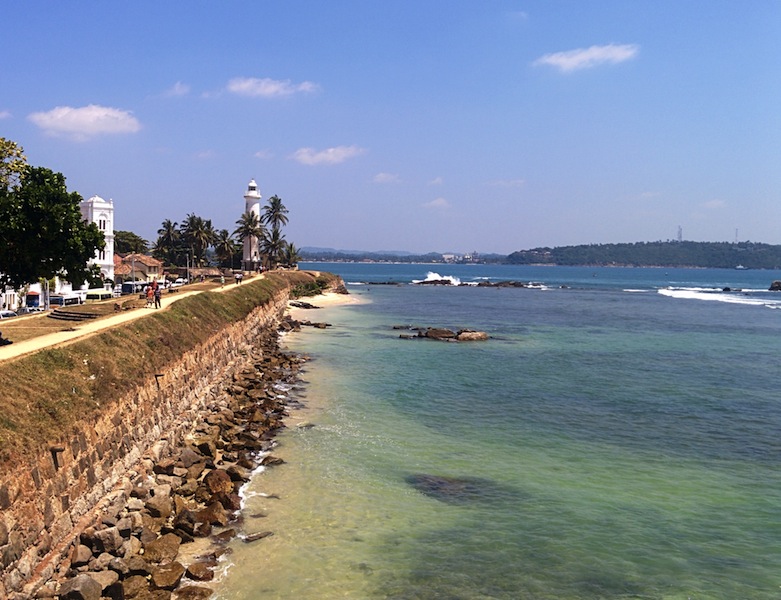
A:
216;264;781;599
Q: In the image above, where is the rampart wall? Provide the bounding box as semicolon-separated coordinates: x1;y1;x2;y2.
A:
0;288;291;598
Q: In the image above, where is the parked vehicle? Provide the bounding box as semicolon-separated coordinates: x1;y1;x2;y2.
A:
85;289;113;301
25;291;41;308
121;281;147;295
0;310;18;319
49;295;82;307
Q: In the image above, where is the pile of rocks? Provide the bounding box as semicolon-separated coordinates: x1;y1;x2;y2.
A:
396;326;490;342
48;331;306;600
278;313;331;332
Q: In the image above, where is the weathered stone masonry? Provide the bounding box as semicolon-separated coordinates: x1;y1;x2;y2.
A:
0;289;291;597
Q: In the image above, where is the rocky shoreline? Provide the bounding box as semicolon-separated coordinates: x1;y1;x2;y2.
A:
47;321;312;600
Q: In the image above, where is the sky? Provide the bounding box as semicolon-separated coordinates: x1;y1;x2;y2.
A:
2;1;780;255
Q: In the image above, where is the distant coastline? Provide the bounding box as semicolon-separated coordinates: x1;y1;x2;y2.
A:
301;240;781;270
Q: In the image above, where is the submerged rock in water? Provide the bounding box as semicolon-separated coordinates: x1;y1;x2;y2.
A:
405;474;518;505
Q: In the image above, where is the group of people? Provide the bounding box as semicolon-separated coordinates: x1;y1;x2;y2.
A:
145;281;162;309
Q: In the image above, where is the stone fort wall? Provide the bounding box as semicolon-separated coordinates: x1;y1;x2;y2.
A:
0;289;291;598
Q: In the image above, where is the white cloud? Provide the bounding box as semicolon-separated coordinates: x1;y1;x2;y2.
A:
164;81;190;97
0;110;11;120
374;172;401;183
291;145;366;166
424;197;450;209
28;104;141;141
428;176;444;185
534;43;639;73
486;178;525;188
227;77;319;98
254;149;274;160
195;150;216;160
701;199;726;210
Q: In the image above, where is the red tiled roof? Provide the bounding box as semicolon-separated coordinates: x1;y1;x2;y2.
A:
121;253;163;267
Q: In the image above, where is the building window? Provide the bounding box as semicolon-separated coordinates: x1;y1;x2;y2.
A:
98;250;106;261
98;219;106;231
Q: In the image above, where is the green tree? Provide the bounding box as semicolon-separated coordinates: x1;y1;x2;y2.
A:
0;167;105;288
281;241;302;268
213;229;238;268
262;195;289;231
0;137;27;190
114;230;149;254
153;219;181;265
180;213;215;266
234;211;266;269
262;226;287;269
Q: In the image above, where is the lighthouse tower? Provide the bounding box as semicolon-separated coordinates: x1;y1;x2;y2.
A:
242;179;262;271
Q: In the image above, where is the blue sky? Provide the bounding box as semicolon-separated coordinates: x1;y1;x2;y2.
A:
2;1;779;254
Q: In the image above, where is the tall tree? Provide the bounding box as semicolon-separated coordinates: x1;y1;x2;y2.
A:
0;167;105;288
213;229;238;268
262;226;287;269
281;241;302;268
234;211;266;269
262;195;289;231
180;213;215;266
153;219;181;265
114;230;149;254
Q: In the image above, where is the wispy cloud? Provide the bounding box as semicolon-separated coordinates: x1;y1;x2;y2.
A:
0;110;11;120
428;176;443;185
28;104;141;141
291;145;366;166
423;197;450;210
374;172;401;183
701;199;726;210
254;149;274;160
195;150;216;160
486;178;525;188
227;77;319;98
164;81;190;97
534;43;639;73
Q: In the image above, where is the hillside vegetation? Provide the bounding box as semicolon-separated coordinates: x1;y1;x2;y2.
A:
507;241;781;269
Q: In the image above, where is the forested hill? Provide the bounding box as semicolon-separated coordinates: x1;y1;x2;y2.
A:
506;241;781;269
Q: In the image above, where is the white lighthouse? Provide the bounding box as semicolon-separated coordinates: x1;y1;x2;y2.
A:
242;179;262;271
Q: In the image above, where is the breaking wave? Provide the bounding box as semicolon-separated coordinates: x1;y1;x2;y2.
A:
658;286;781;308
412;272;463;285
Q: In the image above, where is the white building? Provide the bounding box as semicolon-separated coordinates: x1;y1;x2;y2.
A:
1;194;117;311
79;195;115;281
242;179;262;270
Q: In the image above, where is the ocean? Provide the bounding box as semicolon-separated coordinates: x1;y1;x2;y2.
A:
215;263;781;599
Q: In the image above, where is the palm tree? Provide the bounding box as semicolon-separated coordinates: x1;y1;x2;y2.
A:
213;229;237;268
180;213;215;266
234;211;266;270
262;226;287;270
262;195;289;231
281;242;302;268
153;219;180;265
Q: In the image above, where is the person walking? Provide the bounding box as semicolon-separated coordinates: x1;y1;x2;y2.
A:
154;283;162;309
145;285;154;308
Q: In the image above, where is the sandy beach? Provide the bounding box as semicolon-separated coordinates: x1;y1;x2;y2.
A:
286;290;362;319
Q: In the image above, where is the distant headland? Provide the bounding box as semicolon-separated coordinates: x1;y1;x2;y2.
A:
301;241;781;270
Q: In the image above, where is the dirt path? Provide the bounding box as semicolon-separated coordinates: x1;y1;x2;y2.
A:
0;275;261;363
